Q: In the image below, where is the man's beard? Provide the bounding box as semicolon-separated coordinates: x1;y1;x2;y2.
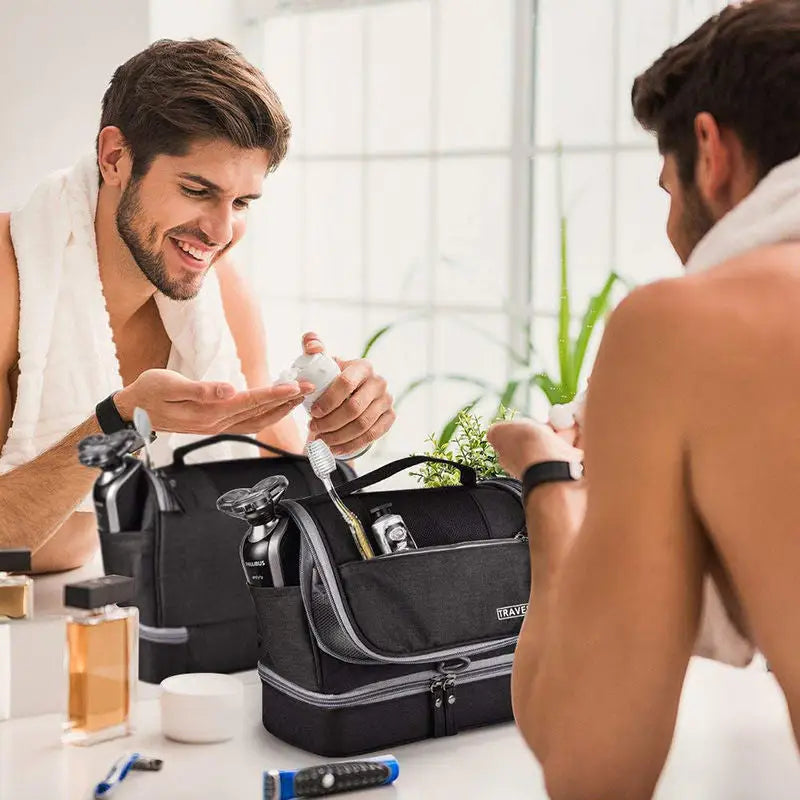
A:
116;179;207;301
680;182;717;264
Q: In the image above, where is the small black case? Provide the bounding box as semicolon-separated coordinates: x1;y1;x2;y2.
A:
250;455;529;756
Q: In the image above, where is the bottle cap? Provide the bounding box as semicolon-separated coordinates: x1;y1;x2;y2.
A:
64;575;135;609
369;503;394;522
0;549;31;573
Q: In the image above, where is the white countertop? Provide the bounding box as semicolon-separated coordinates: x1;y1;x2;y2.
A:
2;656;799;800
5;558;798;799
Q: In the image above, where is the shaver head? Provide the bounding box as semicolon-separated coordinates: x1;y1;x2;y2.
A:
216;475;290;523
78;429;142;469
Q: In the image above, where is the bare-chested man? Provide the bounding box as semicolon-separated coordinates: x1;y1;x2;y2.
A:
488;1;800;797
0;39;395;574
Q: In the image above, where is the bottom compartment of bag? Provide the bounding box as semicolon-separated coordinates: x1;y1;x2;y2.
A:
258;656;514;757
139;615;259;684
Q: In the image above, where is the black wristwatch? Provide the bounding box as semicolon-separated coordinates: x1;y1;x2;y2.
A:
95;392;156;448
521;460;584;504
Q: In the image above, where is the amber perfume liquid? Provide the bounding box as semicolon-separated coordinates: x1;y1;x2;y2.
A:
63;605;138;745
0;572;33;620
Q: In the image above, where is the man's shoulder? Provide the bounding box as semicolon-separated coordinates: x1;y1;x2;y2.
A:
214;253;269;385
603;276;704;357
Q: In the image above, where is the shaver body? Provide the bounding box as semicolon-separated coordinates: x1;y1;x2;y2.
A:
263;755;399;799
92;458;146;535
240;518;290;587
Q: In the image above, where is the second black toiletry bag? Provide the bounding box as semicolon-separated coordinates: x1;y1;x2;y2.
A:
249;455;529;756
93;433;355;684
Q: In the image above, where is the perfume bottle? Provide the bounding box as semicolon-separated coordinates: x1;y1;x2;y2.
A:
0;549;33;620
63;575;137;745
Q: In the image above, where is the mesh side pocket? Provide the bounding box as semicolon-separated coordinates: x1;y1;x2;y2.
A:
250;585;321;690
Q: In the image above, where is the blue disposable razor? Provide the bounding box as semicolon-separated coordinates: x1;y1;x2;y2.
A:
263;755;399;799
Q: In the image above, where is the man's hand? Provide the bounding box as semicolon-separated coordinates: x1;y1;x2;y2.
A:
302;332;396;457
115;369;314;435
487;417;583;479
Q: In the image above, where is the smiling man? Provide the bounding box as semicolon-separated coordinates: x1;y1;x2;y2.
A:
488;1;800;798
0;39;395;572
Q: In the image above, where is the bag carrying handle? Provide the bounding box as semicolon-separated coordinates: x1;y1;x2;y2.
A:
329;455;477;497
171;433;305;467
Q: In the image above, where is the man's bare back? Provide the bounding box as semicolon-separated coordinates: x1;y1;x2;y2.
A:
684;242;800;728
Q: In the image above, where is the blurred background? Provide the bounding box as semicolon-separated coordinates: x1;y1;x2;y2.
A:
0;0;728;469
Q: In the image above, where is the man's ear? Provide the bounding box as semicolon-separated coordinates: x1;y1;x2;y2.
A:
693;112;731;211
97;126;132;188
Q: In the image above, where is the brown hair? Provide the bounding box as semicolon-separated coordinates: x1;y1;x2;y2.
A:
98;38;291;178
632;0;800;185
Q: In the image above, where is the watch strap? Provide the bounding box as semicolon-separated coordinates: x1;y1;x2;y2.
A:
95;393;156;449
95;392;129;435
522;460;583;504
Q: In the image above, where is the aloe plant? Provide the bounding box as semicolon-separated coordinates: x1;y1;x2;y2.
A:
359;214;629;450
528;217;624;406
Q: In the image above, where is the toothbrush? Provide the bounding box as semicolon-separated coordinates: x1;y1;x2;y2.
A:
305;440;374;560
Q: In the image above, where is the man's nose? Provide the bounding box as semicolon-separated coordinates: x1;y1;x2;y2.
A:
202;203;234;248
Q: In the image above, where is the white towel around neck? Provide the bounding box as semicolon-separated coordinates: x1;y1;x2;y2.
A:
686;152;800;273
0;153;258;512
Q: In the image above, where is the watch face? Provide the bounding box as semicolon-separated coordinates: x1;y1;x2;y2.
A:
569;461;584;480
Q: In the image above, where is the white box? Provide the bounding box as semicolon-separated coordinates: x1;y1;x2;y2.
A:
0;615;66;720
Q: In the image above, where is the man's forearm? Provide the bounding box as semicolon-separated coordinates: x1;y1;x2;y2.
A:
512;484;586;752
257;413;304;455
0;416;100;552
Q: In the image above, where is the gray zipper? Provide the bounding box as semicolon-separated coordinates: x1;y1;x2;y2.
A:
257;652;513;709
283;497;523;666
139;623;189;644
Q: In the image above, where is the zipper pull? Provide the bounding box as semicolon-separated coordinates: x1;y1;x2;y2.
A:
514;531;529;542
443;676;458;737
430;678;446;738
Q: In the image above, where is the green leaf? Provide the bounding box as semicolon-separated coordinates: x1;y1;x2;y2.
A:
360;311;428;359
572;271;619;385
360;323;394;359
438;396;482;448
557;217;573;393
529;372;566;405
497;379;520;418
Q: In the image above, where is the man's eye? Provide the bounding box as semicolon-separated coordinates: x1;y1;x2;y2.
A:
181;186;207;198
233;198;251;210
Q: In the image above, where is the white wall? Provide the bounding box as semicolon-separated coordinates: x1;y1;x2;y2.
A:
149;0;242;45
0;0;150;209
0;0;246;211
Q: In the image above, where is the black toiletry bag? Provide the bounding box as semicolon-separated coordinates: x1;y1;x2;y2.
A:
250;455;529;756
94;433;355;684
